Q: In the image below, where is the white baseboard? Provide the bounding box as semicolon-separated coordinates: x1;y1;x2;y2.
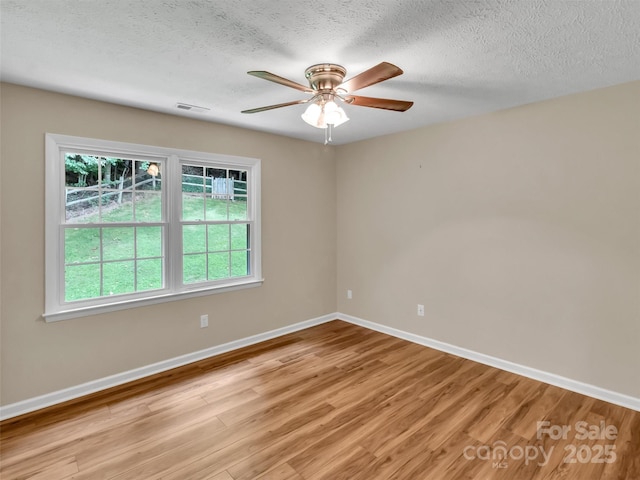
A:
0;313;336;421
337;313;640;412
3;311;638;420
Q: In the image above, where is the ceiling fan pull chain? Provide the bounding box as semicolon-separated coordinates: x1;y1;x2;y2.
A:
324;124;334;145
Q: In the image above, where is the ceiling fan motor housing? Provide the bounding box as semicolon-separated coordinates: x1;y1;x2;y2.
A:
304;64;347;92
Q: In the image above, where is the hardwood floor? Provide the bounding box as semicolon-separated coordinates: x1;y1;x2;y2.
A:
1;320;638;479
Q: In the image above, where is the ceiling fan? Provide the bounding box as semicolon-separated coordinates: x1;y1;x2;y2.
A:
241;62;413;137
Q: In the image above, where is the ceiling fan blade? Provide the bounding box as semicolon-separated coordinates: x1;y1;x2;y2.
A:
344;95;413;112
247;71;314;93
241;99;311;114
339;62;404;93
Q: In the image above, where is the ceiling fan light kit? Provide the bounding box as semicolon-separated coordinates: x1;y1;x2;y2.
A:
242;61;413;143
301;98;349;129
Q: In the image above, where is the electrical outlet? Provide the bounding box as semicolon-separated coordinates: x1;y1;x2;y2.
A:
200;314;209;328
347;289;353;299
417;304;425;317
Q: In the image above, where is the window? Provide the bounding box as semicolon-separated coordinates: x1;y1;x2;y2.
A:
45;134;262;321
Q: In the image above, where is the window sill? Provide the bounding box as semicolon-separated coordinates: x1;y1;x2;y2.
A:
43;279;264;322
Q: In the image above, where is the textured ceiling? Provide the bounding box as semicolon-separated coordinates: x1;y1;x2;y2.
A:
1;0;639;145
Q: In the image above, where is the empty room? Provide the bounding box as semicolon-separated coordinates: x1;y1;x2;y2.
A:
1;1;639;479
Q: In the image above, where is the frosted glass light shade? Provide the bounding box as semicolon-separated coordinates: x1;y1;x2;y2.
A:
301;103;324;128
323;101;349;127
301;101;349;129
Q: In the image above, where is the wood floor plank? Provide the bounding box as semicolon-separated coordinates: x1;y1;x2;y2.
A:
16;456;79;480
531;395;598;480
305;446;378;480
216;364;344;426
465;377;540;443
507;383;567;439
590;407;640;480
1;320;638;480
73;405;227;478
138;405;338;480
254;462;304;480
205;472;234;480
0;455;78;480
226;375;432;480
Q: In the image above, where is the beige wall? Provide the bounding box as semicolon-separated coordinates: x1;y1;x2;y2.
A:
0;84;337;405
337;81;640;398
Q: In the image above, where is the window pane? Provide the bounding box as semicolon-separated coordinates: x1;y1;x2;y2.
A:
208;252;230;280
206;167;230;220
101;189;133;222
207;224;229;252
99;157;127;189
65;263;101;302
205;198;228;221
135;161;162;191
207;167;227;178
183;225;206;254
208;173;232;200
230;169;248;192
231;251;249;277
103;227;135;261
65;154;93;188
137;259;163;291
183;166;204;190
65;188;100;224
103;261;135;295
230;224;249;250
183;193;205;221
135;192;162;222
182;165;205;220
136;226;162;258
65;228;100;264
230;196;248;221
95;160;134;222
137;175;162;191
183;254;207;284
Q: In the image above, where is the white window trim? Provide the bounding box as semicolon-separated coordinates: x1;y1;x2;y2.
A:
44;133;262;322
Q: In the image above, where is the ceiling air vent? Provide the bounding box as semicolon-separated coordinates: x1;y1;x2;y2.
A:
175;103;210;114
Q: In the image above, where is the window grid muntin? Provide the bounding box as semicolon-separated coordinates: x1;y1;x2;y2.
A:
62;224;166;303
46;134;261;320
179;162;251;286
63;153;164;225
61;149;167;304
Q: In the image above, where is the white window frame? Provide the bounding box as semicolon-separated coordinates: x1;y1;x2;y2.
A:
44;133;262;322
